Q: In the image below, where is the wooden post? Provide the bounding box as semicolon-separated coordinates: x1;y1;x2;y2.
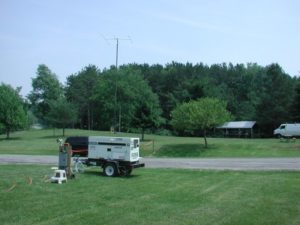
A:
152;139;155;153
64;143;73;179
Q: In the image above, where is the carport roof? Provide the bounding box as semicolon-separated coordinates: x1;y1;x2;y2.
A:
218;121;256;129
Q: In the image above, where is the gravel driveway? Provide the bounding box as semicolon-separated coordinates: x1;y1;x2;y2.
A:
1;154;300;171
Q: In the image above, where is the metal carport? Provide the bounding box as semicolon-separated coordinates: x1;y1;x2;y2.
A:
218;121;256;138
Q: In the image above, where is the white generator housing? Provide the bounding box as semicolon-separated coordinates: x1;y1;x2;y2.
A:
88;136;140;162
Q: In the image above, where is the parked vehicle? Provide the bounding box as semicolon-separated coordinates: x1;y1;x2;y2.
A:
64;136;88;156
85;136;145;176
274;123;300;138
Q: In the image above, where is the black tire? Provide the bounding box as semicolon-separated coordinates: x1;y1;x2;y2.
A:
103;163;118;177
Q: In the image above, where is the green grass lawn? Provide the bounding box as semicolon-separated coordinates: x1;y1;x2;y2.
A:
1;129;300;157
144;135;300;157
0;129;110;155
1;164;300;225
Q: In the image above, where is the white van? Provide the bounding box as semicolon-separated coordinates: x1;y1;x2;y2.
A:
274;123;300;138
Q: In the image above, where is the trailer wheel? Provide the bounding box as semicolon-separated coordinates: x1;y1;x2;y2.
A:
104;163;118;177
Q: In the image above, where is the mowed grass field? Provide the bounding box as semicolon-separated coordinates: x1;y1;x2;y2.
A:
1;165;300;225
1;130;300;225
0;129;300;157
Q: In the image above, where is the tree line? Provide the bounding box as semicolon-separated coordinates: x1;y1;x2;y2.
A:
1;62;299;138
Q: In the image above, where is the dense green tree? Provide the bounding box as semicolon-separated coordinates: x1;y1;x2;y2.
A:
0;83;27;139
65;65;100;130
132;84;163;141
206;63;257;120
171;98;231;147
240;63;265;120
28;64;63;124
62;61;296;137
256;64;294;135
290;78;300;122
92;68;140;131
46;97;78;136
92;68;163;137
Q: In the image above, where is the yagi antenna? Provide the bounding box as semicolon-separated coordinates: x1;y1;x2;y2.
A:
101;35;132;68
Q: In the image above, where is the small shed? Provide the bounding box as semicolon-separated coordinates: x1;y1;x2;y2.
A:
218;121;256;138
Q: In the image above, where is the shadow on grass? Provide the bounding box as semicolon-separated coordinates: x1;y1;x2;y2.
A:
154;143;218;157
0;137;22;141
83;169;102;177
141;139;153;142
40;135;63;139
83;168;140;179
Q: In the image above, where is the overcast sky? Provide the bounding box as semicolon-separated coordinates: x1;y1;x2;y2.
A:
1;0;299;97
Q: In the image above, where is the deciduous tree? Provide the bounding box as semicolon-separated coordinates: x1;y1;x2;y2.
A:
132;82;163;141
256;64;294;135
28;64;63;124
92;68;163;138
46;97;78;136
171;97;231;148
0;83;27;139
65;65;100;130
290;78;300;122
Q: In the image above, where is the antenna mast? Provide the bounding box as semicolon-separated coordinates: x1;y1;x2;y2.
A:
101;35;132;133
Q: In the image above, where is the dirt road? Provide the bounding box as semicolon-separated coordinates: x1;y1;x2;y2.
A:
1;154;300;171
